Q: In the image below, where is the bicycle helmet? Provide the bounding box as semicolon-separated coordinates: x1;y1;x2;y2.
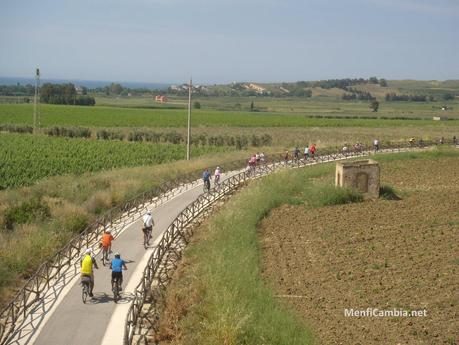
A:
85;248;92;254
114;252;121;258
147;210;152;215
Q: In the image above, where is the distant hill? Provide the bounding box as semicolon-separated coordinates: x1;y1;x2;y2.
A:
203;79;459;99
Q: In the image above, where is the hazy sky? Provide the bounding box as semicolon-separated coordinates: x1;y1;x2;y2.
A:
0;0;458;84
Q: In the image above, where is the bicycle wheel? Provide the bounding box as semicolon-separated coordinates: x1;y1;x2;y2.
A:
143;232;148;249
82;283;89;304
113;279;120;303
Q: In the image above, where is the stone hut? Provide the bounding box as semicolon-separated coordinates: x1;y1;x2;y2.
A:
335;160;380;199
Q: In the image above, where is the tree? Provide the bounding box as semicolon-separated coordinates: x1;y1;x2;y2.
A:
379;78;388;87
442;93;454;101
370;99;379;112
109;83;123;95
369;76;379;84
193;101;201;109
250;101;254;111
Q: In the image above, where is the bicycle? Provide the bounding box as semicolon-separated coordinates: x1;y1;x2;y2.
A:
214;175;221;191
81;276;91;304
143;226;152;249
101;246;110;266
203;179;211;193
112;276;122;303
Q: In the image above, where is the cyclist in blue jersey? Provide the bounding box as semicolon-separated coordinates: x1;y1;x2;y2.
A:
110;253;127;291
203;168;211;191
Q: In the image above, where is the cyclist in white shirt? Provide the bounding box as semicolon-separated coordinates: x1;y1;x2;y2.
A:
142;210;154;246
214;166;222;185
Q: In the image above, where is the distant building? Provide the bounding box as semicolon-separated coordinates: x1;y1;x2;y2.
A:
75;85;84;95
155;95;168;103
248;83;267;94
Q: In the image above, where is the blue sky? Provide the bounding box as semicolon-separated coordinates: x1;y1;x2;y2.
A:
0;0;458;84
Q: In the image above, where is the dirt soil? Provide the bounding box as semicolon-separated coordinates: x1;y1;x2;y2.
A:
259;156;459;345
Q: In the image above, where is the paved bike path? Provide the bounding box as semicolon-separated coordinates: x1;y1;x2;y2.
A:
32;180;209;345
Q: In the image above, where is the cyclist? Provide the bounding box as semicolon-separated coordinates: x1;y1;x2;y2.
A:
309;144;316;159
110;252;127;291
249;154;257;171
260;152;266;163
142;210;154;246
293;147;300;161
101;229;114;260
214;166;222;186
283;150;289;164
203;168;211;191
304;146;309;160
81;248;98;297
373;139;379;152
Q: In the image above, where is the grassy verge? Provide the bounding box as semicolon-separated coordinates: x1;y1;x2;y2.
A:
156;147;459;345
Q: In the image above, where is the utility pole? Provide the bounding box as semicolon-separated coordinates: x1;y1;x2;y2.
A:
33;67;40;133
186;77;192;160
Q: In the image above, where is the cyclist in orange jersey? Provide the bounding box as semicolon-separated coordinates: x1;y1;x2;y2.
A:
101;229;114;251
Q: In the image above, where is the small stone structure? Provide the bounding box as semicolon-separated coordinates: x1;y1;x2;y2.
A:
335;160;380;199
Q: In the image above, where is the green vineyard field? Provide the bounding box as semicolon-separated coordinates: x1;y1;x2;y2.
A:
1;103;457;128
0;133;231;189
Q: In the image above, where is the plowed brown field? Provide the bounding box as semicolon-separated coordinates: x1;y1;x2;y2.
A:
260;156;459;345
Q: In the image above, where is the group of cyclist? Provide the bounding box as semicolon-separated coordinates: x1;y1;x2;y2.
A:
80;209;155;299
203;166;222;191
287;144;317;163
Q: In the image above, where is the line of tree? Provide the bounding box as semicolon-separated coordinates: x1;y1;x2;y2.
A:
40;83;95;106
385;93;430;102
0;84;35;96
294;77;381;90
342;88;375;101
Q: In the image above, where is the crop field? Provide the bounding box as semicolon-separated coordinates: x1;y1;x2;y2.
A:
260;154;459;344
1;103;459;129
0;133;231;189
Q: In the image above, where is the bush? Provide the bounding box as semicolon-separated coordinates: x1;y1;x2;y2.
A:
309;185;363;207
163;131;183;144
4;198;51;230
379;185;401;200
64;213;90;234
260;134;273;146
251;134;261;147
0;124;33;134
46;126;91;138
